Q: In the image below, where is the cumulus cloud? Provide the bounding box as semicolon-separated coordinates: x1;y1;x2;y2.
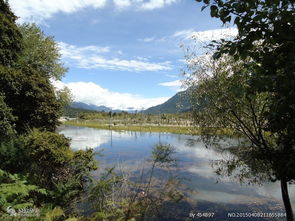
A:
159;80;182;87
158;79;186;92
9;0;179;23
9;0;107;23
139;28;238;46
53;80;169;110
165;74;178;78
140;0;178;10
58;42;172;72
113;0;132;9
173;27;238;42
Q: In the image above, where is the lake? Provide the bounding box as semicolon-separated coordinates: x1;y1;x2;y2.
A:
59;125;294;220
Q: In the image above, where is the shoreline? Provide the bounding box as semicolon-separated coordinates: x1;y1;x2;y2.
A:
63;120;200;135
63;120;237;136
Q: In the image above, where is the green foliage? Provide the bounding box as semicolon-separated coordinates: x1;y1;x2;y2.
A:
0;129;97;211
0;169;46;215
18;23;68;80
0;65;62;133
18;129;97;207
195;2;295;218
0;94;15;141
0;139;27;174
65;120;199;135
186;53;295;219
0;2;97;219
187;55;295;182
56;87;73;112
0;0;23;66
43;207;64;221
21;129;73;186
64;107;196;134
0;14;70;135
89;168;125;220
196;0;295;156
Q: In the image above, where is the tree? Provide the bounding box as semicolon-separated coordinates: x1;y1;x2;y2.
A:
0;129;97;211
18;129;97;207
18;23;67;80
0;18;70;134
0;94;15;140
195;1;295;220
0;65;63;133
0;0;22;66
0;1;96;219
185;54;295;220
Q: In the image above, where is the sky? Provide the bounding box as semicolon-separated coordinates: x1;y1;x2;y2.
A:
9;0;236;111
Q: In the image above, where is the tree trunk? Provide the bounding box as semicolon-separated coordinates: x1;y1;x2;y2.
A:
281;179;294;221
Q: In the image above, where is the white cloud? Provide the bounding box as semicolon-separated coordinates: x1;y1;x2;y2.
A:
53;80;169;110
9;0;179;23
138;28;238;46
59;42;110;56
165;74;178;78
114;0;179;10
139;37;156;42
10;0;107;23
59;42;172;72
173;27;238;42
159;80;182;87
140;0;178;10
113;0;132;9
173;29;195;39
158;79;186;92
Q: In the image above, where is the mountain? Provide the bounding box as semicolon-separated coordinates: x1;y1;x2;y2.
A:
143;90;192;114
70;102;112;112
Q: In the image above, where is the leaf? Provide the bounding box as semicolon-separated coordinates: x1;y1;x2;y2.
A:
44;207;65;221
210;5;218;17
234;16;240;25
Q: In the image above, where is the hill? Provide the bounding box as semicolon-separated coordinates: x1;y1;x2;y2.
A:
143;90;192;114
70;102;112;112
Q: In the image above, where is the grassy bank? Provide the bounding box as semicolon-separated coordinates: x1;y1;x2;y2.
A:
64;120;201;135
63;120;237;136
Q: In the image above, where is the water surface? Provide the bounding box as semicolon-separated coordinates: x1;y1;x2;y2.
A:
59;126;294;220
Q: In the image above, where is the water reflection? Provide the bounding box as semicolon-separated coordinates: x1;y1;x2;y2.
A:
60;126;294;218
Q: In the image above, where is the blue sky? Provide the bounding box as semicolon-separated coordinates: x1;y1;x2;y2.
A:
9;0;236;110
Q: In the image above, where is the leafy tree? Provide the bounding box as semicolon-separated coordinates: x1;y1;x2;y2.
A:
0;129;97;213
185;54;295;220
195;0;295;220
18;23;68;80
0;1;97;219
0;94;15;141
18;129;97;208
0;65;62;133
0;0;22;66
0;14;70;134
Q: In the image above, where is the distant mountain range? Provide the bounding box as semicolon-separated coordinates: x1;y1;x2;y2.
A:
143;90;192;114
70;102;112;112
68;89;193;115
